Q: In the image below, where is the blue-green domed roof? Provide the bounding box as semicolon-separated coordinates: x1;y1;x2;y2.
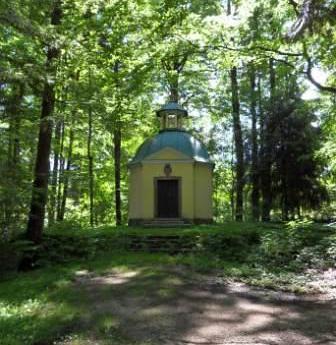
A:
130;130;212;165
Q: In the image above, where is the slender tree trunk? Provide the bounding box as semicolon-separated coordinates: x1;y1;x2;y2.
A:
12;85;24;227
12;84;24;165
48;120;61;225
113;62;122;226
4;83;24;231
56;120;65;220
261;140;272;222
50;85;67;224
7;84;24;165
227;0;231;15
260;59;275;222
230;66;244;221
269;58;276;100
26;0;62;243
114;125;122;225
250;66;260;221
230;137;235;221
169;72;179;102
227;0;243;221
214;172;219;221
227;0;232;15
59;126;74;221
88;102;94;227
7;109;14;172
280;116;289;221
257;74;266;220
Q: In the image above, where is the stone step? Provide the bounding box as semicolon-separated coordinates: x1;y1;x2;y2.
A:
143;223;190;227
143;224;190;228
142;218;191;228
127;234;198;253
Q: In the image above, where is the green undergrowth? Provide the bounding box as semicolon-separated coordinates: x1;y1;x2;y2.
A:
46;221;273;237
1;221;335;274
38;222;336;270
0;222;270;272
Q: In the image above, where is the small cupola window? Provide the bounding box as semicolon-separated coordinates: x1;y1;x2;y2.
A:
156;102;188;130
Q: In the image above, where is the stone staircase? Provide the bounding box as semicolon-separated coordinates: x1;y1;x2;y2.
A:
127;234;199;253
142;218;191;228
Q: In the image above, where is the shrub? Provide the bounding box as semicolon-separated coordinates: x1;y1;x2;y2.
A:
199;229;260;261
0;240;37;275
257;220;336;269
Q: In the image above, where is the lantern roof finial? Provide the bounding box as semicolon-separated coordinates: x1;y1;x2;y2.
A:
156;101;188;118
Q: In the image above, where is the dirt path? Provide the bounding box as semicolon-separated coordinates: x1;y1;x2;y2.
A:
74;267;336;345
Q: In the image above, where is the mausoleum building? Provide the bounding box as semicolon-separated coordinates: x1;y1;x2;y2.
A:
128;102;213;226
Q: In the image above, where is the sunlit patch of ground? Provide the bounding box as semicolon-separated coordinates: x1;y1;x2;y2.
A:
68;266;336;345
306;268;336;300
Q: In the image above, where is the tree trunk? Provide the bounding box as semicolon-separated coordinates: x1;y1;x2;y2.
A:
250;66;260;221
48;119;62;225
56;120;65;221
214;172;219;221
114;125;122;226
260;59;275;222
227;0;231;15
26;1;62;243
230;66;244;221
3;83;24;233
230;138;235;221
169;71;179;102
113;62;122;226
280;112;289;221
59;126;74;221
26;87;56;242
227;0;232;15
269;58;275;100
88;102;94;227
12;83;24;166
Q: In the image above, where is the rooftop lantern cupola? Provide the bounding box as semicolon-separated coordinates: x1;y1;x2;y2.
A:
156;101;188;131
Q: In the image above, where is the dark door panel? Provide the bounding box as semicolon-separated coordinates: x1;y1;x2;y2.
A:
157;179;179;218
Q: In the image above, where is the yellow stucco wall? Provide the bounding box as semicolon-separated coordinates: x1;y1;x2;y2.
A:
128;147;213;221
128;165;142;218
145;147;191;161
194;163;213;219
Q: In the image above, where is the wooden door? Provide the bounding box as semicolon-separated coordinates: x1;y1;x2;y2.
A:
157;179;179;218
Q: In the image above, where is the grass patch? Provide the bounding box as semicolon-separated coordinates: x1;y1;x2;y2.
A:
0;251;177;345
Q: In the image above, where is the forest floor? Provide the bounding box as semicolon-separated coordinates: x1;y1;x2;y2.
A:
67;265;336;345
1;250;336;345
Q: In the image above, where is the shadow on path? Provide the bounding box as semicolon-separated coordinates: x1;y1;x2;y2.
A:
72;266;336;345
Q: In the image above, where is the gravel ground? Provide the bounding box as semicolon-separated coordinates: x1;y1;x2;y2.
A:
71;267;336;345
306;268;336;300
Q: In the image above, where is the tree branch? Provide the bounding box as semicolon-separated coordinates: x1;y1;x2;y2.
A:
305;57;336;93
303;44;336;94
251;45;302;57
288;0;300;16
286;0;315;40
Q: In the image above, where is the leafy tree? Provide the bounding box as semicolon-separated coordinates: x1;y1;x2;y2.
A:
268;95;327;219
26;0;63;243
